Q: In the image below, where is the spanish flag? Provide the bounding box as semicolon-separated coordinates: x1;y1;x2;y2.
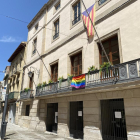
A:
82;4;96;36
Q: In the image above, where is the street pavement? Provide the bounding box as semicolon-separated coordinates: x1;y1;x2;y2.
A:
3;123;70;140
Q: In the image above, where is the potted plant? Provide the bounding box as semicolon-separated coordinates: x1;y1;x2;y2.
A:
58;76;64;88
48;79;53;84
24;88;30;92
42;81;47;91
37;83;42;88
42;81;47;87
88;65;98;76
67;74;73;85
100;62;111;74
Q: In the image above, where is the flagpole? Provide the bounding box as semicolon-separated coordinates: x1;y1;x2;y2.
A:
81;0;111;65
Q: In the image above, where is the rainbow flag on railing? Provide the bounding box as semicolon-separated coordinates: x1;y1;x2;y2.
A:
71;74;85;89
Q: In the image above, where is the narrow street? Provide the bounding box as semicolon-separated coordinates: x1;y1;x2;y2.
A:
3;123;70;140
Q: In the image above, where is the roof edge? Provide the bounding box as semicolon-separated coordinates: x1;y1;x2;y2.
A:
8;42;27;62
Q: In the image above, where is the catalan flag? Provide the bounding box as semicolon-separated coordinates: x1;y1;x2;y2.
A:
71;74;85;89
82;4;96;36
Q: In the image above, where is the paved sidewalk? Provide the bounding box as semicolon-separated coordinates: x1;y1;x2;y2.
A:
3;123;70;140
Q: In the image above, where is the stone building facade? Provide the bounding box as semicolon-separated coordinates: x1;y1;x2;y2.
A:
7;42;27;124
18;0;140;140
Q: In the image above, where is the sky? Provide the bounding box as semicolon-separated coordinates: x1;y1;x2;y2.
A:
0;0;48;81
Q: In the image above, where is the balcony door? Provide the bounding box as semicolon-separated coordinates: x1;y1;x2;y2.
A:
51;63;58;82
71;52;82;76
99;35;120;65
29;73;34;90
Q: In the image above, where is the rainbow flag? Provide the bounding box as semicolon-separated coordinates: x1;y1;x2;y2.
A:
71;74;85;89
82;4;96;36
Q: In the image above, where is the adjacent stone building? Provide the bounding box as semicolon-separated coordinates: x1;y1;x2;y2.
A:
18;0;140;140
7;42;27;124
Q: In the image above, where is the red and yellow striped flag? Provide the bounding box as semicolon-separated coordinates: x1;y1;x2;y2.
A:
82;4;96;36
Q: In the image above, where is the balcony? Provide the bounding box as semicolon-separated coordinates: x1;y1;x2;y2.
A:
14;67;20;75
86;59;140;88
36;79;73;97
8;91;19;100
20;90;34;100
36;58;140;97
11;72;16;78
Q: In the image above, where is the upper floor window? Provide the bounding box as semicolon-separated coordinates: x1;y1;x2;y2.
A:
20;58;22;68
98;0;107;6
72;0;81;25
55;1;60;12
71;52;82;76
99;35;120;65
51;63;58;82
53;19;59;40
32;38;37;55
35;23;38;31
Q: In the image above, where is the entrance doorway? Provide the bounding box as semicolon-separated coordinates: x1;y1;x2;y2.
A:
70;101;83;139
47;103;58;133
101;99;127;140
9;103;16;124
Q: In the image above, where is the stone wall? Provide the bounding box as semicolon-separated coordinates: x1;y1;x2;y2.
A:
18;87;140;140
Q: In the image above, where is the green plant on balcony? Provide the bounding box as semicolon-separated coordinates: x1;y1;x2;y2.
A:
42;81;47;87
88;65;98;76
48;79;53;84
24;88;31;92
67;74;73;85
58;76;64;88
100;62;111;74
37;83;42;88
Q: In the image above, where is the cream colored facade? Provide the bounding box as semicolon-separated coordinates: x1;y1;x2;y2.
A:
8;42;27;124
18;0;140;140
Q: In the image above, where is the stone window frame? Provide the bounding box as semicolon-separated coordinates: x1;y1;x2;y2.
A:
34;23;39;33
49;59;59;82
67;47;84;76
96;0;111;11
70;0;82;29
94;29;123;69
32;37;37;57
53;0;61;14
52;16;60;43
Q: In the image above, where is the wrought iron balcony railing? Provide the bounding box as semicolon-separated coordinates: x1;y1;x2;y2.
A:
36;58;140;97
86;59;140;88
20;90;34;100
8;91;19;100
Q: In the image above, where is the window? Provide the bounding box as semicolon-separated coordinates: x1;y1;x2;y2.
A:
32;38;37;55
35;23;38;31
98;0;108;6
20;58;22;68
55;1;60;12
25;105;30;116
99;35;120;65
51;63;58;82
29;73;34;90
53;19;59;40
71;52;82;76
72;0;81;25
